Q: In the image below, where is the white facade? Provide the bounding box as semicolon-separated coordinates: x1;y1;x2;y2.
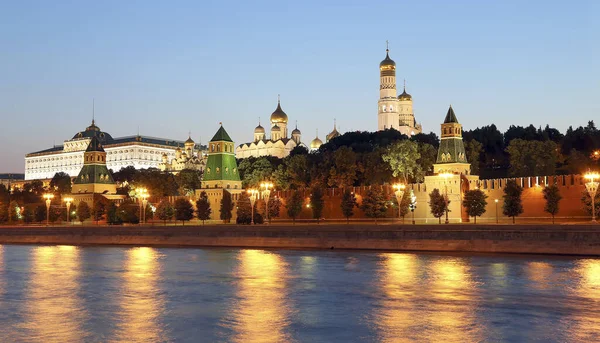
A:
377;48;422;136
25;121;205;180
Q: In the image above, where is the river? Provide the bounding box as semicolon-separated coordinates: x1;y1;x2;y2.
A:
0;245;599;342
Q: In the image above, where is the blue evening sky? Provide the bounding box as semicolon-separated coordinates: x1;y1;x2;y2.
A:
0;0;598;173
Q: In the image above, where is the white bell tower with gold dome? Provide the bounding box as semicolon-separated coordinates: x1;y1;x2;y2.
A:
378;42;399;131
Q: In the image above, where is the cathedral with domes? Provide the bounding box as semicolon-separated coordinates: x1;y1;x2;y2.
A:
377;45;422;136
235;98;307;159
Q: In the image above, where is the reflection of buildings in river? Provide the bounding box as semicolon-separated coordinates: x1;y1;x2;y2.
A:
525;261;554;290
0;245;3;296
228;249;291;343
373;253;420;342
24;245;86;342
113;247;165;343
565;259;600;342
426;258;482;343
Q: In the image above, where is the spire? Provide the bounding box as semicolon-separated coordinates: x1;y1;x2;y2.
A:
404;79;406;91
334;118;337;130
259;116;261;125
277;94;280;104
443;105;459;123
295;120;298;129
386;40;389;53
92;98;95;126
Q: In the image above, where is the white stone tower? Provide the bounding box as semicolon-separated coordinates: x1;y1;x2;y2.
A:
378;44;399;131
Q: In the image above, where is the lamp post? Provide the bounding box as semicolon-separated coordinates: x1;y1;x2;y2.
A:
494;199;499;224
410;190;417;225
137;188;149;225
260;182;273;224
63;197;73;225
393;183;406;223
584;172;599;223
248;189;259;225
440;173;453;224
43;193;54;226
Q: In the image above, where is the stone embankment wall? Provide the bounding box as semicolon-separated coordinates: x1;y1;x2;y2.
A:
1;224;600;256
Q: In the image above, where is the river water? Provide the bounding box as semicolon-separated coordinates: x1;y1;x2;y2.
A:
0;245;599;342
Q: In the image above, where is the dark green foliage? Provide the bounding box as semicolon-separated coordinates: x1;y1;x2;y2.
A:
328;146;357;188
106;202;122;225
310;186;325;223
92;196;109;223
176;169;202;196
360;187;388;224
543;185;562;223
236;192;252;225
22;206;35;224
428;188;447;224
462;189;488;223
174;198;194;225
196;191;212;224
341;190;357;223
581;191;600;218
286;190;303;224
506;139;558;176
156;200;175;225
50;172;72;194
464;139;483;175
220;190;234;223
77;201;92;223
268;196;281;223
34;205;46;223
503;180;524;223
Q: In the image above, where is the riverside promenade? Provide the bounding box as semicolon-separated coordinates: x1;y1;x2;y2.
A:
1;224;600;256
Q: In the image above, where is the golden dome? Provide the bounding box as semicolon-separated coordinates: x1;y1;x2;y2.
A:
310;136;323;149
270;101;288;124
380;50;396;68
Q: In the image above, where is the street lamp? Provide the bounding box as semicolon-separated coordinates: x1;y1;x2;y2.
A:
260;182;274;224
439;173;453;224
393;183;406;223
494;199;499;224
137;188;149;224
409;190;417;225
584;172;599;223
248;189;259;225
43;193;54;226
63;197;73;225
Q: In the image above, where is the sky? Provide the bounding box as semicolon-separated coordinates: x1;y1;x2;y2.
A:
0;0;598;173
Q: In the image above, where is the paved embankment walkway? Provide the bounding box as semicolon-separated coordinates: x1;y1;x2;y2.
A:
1;224;600;256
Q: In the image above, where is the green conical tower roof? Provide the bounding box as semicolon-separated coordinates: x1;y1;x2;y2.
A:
86;135;105;152
444;105;459;123
210;125;233;142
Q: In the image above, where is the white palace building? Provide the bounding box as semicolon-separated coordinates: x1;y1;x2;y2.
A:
24;120;206;180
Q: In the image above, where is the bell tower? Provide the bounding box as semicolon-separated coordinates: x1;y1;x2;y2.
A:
378;42;399;131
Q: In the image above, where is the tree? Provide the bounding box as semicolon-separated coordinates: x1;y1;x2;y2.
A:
50;172;72;194
506;139;557;177
382;140;421;183
117;200;140;224
174;198;194;225
196;191;212;225
310;186;325;223
464;139;483;175
416;143;437;181
428;189;447;224
77;201;92;223
360;187;388;224
543;185;562;224
286;190;303;224
581;191;600;219
341;189;358;224
176;169;202;196
328;146;357;188
462;189;488;223
236;192;252;225
22;206;35;224
268;196;281;223
92;196;108;224
9;200;20;223
220;190;234;223
503;180;524;223
156;200;175;225
34;205;46;223
106;202;123;225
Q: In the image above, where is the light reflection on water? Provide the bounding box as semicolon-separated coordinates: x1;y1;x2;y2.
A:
112;247;165;343
225;249;291;343
0;245;599;342
23;245;87;342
